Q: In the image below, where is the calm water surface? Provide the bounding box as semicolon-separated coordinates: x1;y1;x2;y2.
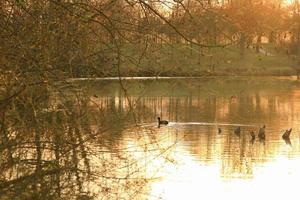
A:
84;77;300;200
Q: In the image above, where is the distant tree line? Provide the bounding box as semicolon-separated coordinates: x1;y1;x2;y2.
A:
1;0;300;78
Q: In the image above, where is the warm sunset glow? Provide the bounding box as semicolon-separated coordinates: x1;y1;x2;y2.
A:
148;155;300;200
284;0;295;5
3;0;300;198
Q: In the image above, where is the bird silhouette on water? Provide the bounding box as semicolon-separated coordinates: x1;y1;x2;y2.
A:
234;127;241;136
282;128;292;140
250;131;255;143
258;125;266;140
157;117;168;128
218;128;222;134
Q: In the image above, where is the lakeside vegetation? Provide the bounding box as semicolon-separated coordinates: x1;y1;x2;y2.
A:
2;0;300;80
2;0;300;199
118;43;299;77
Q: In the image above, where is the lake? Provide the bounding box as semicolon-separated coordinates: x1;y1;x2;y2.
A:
2;76;300;200
81;76;300;200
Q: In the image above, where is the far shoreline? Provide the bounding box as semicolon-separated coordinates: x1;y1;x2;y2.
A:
67;75;299;82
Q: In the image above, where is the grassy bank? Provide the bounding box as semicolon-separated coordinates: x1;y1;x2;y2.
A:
114;43;299;77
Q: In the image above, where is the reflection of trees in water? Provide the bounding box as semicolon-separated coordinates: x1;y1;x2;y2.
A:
91;90;300;178
0;84;94;199
1;84;174;200
221;131;256;178
94;91;296;126
177;126;278;179
2;80;299;198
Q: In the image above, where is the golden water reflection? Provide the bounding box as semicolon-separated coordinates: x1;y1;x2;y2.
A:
88;78;300;199
3;78;300;199
118;124;300;200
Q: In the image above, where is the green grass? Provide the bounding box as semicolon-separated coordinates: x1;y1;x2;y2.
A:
118;43;298;77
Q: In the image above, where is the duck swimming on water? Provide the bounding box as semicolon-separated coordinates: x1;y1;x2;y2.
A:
157;117;168;127
258;125;266;140
250;130;255;140
218;128;222;134
234;127;241;136
282;128;292;140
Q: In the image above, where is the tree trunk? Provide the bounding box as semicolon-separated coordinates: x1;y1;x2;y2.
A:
256;34;262;53
240;32;246;56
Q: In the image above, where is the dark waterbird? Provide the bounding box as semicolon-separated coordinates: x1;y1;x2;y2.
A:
282;128;292;140
250;131;255;141
157;117;168;127
234;127;241;136
258;125;266;140
283;137;292;146
218;128;222;134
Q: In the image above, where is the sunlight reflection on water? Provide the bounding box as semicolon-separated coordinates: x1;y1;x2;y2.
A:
117;123;300;200
147;153;300;200
88;78;300;199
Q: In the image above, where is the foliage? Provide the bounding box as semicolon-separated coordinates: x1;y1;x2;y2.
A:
1;0;300;199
